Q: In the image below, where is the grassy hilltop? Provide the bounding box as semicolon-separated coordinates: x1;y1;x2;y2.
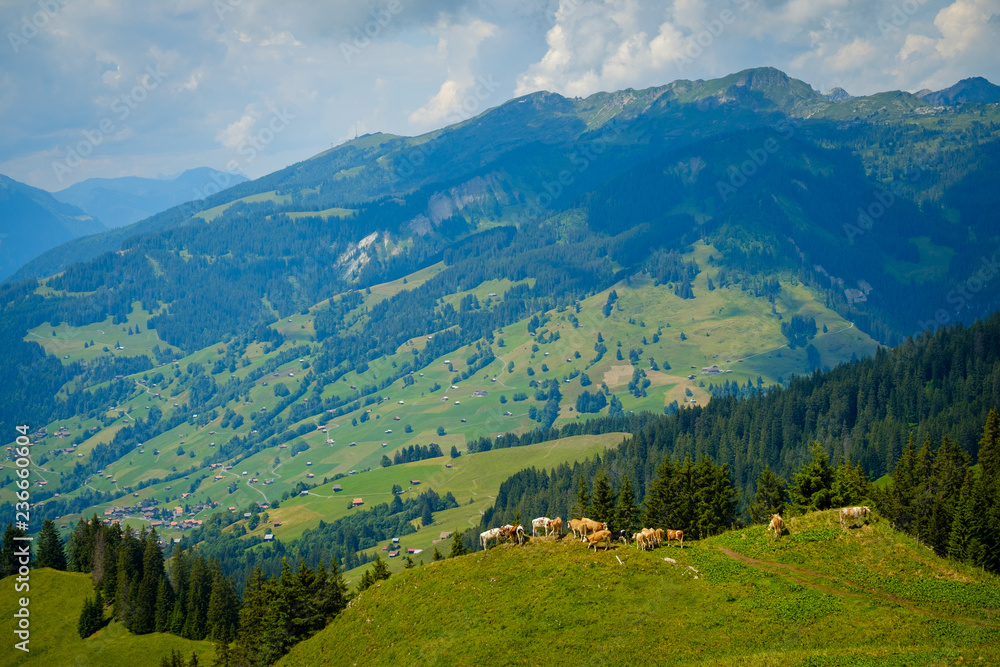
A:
278;511;1000;666
0;569;214;667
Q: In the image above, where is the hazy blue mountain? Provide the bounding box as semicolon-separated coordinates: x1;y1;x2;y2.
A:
917;77;1000;105
52;167;249;228
0;174;105;280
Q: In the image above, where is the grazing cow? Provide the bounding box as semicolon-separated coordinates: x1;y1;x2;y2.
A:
666;529;684;548
499;524;525;544
768;514;785;539
580;518;607;539
653;528;665;547
548;517;563;537
480;527;503;550
839;506;871;529
531;517;551;537
633;532;646;550
611;529;630;545
568;519;585;540
637;527;656;550
586;529;613;552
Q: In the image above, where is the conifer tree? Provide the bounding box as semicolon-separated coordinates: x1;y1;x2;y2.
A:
590;471;616;526
206;565;239;643
77;591;104;638
570;476;591;518
748;466;788;524
449;530;467;558
36;519;66;570
643;456;676;528
182;556;211;640
948;470;976;562
155;577;174;633
133;530;165;634
613;476;639;535
789;443;835;511
0;523;29;578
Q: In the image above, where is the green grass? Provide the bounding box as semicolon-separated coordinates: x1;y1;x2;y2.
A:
0;569;215;667
277;511;1000;667
266;432;626;544
24;301;169;365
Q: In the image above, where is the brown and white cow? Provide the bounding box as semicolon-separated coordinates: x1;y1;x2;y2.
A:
568;518;586;540
839;506;871;529
666;529;684;548
768;514;785;538
480;527;503;550
580;518;607;539
586;529;612;552
531;517;551;537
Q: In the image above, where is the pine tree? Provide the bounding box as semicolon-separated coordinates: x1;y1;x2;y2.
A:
977;407;1000;480
831;460;873;508
314;559;348;624
206;565;239;642
133;531;165;634
182;556;211;640
570;476;591;518
212;638;231;667
748;466;788;524
432;547;443;561
590;471;616;526
77;592;103;638
0;523;29;578
789;443;835;511
449;530;467;558
36;519;67;570
613;476;639;535
948;470;976;562
155;577;174;633
643;456;676;528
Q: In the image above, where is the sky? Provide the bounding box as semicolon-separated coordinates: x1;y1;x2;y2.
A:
0;0;997;192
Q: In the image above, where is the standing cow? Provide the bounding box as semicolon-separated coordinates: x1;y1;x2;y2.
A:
839;506;871;529
768;514;786;539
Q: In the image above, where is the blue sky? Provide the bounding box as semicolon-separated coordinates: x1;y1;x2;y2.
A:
1;0;997;191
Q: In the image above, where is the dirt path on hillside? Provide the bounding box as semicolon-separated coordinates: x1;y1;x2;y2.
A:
717;547;999;628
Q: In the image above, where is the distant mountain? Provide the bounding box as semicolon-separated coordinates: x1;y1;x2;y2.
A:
52;167;249;229
823;87;853;103
0;174;105;280
917;77;1000;105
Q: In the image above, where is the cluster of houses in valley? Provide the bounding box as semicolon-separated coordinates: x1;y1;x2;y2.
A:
99;497;217;530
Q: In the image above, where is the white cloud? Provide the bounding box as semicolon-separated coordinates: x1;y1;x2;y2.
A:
0;0;997;191
407;18;499;128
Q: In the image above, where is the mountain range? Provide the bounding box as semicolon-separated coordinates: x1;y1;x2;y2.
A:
0;65;998;608
51;167;249;229
0;174;105;280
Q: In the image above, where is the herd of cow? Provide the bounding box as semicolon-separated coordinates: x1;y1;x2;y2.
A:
478;516;684;553
481;506;873;553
